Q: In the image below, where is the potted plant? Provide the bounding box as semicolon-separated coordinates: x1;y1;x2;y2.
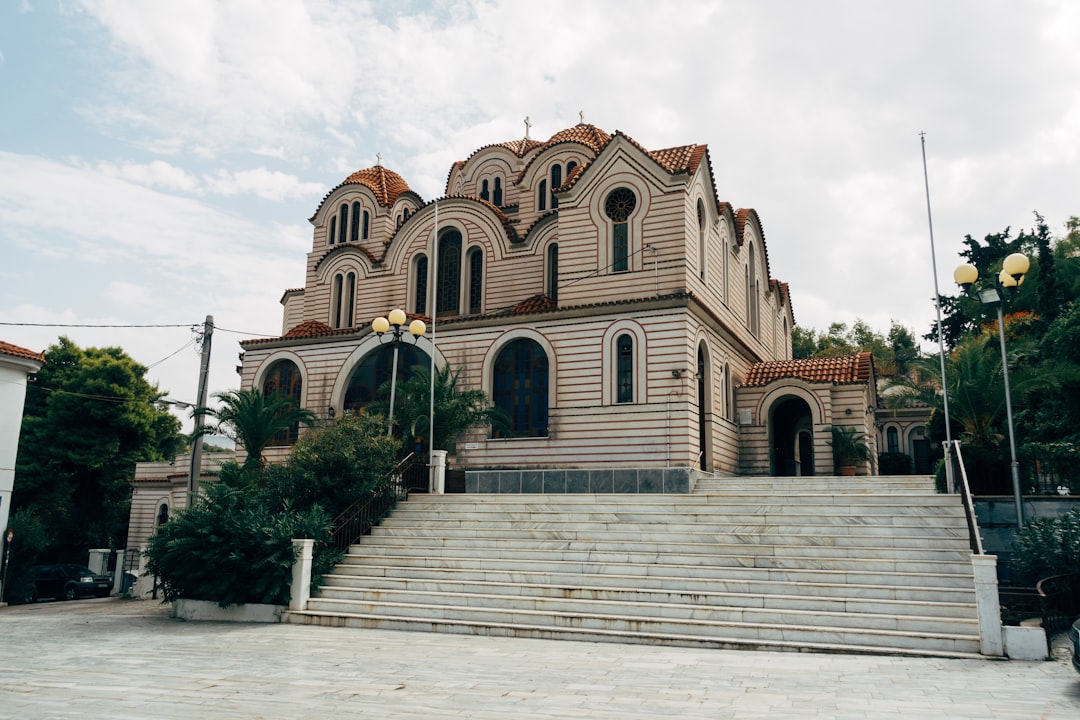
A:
828;426;872;476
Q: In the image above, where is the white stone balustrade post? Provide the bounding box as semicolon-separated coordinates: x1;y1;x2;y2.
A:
972;554;1004;657
431;450;447;494
290;538;314;611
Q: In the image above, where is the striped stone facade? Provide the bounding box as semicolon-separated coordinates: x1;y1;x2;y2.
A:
234;122;874;478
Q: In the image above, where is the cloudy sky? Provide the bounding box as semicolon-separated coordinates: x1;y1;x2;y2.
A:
2;0;1078;431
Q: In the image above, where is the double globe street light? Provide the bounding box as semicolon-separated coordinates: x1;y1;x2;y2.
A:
953;252;1030;527
371;309;427;437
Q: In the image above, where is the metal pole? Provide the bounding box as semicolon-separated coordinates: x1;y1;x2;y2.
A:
920;133;956;492
188;315;213;506
429;201;438;465
388;339;400;438
995;304;1024;527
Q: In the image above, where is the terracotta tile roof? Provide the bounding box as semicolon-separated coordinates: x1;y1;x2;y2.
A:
498;137;545;156
648;144;707;174
0;340;45;364
740;352;874;388
283;320;335;338
540;123;612;154
511;294;557;314
340;165;413;207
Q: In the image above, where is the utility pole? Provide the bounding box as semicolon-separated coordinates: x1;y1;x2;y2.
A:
187;315;213;507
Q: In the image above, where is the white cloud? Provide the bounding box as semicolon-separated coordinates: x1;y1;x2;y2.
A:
91;159;200;193
202;167;325;201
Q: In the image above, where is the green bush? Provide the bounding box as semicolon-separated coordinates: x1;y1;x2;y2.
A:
145;482;339;607
1009;508;1080;586
877;452;913;475
1;509;50;604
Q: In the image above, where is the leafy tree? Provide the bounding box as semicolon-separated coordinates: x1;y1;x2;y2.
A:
198;388;316;469
789;319;921;377
0;509;49;604
144;481;337;607
1010;507;1080;585
370;364;510;454
12;337;182;560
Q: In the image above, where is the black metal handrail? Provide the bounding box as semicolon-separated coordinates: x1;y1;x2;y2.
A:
1036;572;1080;636
952;442;985;555
328;453;426;554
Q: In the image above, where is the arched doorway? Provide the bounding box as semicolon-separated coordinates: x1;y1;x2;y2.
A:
771;396;814;476
696;343;712;470
343;343;431;412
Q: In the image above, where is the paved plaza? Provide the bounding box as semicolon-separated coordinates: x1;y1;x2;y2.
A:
1;597;1079;719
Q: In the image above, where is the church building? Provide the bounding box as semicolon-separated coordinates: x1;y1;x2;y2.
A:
233;120;877;490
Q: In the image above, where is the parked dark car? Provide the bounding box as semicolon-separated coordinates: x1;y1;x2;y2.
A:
21;564;112;603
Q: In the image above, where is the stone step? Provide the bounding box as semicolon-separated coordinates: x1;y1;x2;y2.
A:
371;524;972;552
355;535;972;561
326;563;978;603
291;599;980;655
320;574;978;618
285;611;983;658
386;509;966;525
400;494;960;508
343;546;975;576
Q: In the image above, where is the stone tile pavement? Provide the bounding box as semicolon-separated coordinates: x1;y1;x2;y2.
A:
1;597;1079;719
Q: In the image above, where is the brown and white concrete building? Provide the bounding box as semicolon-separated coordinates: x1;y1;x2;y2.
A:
229;122;876;488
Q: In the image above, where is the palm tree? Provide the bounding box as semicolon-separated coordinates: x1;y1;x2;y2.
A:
370;364;509;454
885;332;1062;447
196;388;316;468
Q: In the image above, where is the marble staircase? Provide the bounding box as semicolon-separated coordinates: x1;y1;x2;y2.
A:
285;475;982;657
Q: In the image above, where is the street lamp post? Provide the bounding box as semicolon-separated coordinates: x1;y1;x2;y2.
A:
371;309;426;437
953;252;1030;528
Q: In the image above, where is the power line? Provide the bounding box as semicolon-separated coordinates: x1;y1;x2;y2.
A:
0;322;197;328
146;338;199;369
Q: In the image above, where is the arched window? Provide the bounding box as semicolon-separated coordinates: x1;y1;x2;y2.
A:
468;247;483;314
697;199;707;281
566;160;578;176
747;243;759;335
338;204;348;244
722;235;730;304
546;244;559;302
350;202;362;242
328;216;337;245
344;344;431;412
480;179;490;201
414;254;428;315
493;338;549;438
722;363;731;420
262;359;303;446
538;179;547;212
493;177;503;206
437;229;462;316
887;427;900;454
550;164;562;208
156;503;169;527
605;187;636;273
331;271;355;328
616;334;633;403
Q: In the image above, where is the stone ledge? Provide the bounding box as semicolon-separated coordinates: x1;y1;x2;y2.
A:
172;598;285;623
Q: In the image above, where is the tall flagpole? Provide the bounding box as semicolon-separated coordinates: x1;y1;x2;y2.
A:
920;132;956;492
429;199;438;468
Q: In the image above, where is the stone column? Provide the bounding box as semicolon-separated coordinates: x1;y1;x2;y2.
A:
430;450;447;494
290;538;314;611
972;554;1004;657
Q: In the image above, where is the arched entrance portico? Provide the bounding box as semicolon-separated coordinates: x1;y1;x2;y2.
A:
770;396;814;476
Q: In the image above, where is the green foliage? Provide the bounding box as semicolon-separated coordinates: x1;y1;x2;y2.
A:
199;388;316;468
13;337;182;560
370;364;510;453
790;319;920;376
1;509;50;604
143;412;397;607
278;411;399;517
144;482;338;607
877;452;913;475
1010;508;1080;586
828;426;872;467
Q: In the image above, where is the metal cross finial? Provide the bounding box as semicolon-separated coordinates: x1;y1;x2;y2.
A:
376;152;382;166
524;116;531;139
579;110;585;124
